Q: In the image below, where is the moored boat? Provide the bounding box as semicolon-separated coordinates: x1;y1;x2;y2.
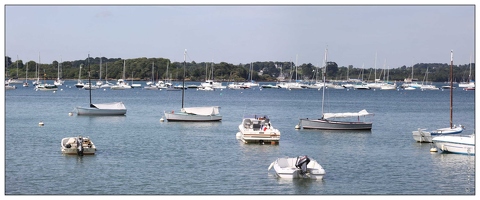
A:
432;134;475;155
164;50;222;122
61;136;96;156
236;114;280;144
268;155;326;179
75;54;127;116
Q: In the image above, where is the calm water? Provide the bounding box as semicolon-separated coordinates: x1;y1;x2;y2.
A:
4;81;476;195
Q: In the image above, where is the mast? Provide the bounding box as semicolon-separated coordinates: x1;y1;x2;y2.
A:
88;54;93;107
295;54;298;82
182;49;186;108
374;52;377;83
25;62;28;83
321;48;328;118
105;62;108;81
99;57;102;81
123;60;126;80
16;55;19;79
449;50;453;129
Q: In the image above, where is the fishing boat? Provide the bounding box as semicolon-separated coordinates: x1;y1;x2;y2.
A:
298;48;374;130
432;134;475;155
75;54;127;116
164;50;222;122
413;50;463;142
267;155;326;179
236;114;280;145
61;136;96;156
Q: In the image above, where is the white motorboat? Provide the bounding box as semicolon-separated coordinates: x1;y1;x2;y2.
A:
413;125;465;143
164;50;222;122
268;156;326;179
5;83;16;90
83;82;99;90
61;136;96;156
36;83;58;91
432;134;475;155
236;114;280;144
75;54;127;116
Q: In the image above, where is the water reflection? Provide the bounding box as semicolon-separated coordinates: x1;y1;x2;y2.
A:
75;115;127;124
272;175;325;194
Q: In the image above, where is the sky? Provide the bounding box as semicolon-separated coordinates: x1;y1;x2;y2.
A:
2;1;477;70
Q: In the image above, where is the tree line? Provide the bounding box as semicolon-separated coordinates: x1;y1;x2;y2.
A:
4;56;475;83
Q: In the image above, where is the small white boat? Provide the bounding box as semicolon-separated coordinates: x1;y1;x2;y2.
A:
432;134;475;155
412;125;464;143
61;136;96;156
268;156;326;179
83;82;99;90
36;83;58;91
5;83;16;90
75;54;127;116
164;106;222;122
164;50;222;122
236;114;280;144
76;102;127;115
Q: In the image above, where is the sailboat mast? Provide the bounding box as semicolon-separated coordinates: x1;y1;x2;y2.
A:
182;49;186;108
449;50;453;129
99;57;102;81
321;48;328;118
88;54;92;107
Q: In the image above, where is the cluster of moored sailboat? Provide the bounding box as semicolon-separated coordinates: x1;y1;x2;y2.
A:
29;50;471;179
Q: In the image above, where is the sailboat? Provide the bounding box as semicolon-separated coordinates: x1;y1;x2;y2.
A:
164;49;222;122
144;61;159;90
23;62;29;87
75;54;127;116
111;60;132;90
75;64;85;88
458;55;475;90
298;48;374;130
412;50;464;142
7;56;23;84
419;67;439;90
54;59;64;86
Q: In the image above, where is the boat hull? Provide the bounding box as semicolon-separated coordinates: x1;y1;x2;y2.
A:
164;112;222;122
412;126;463;143
237;115;281;144
76;107;127;115
300;118;372;130
269;157;325;179
432;135;475;155
61;137;96;155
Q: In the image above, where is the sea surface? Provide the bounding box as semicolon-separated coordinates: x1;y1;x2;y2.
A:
3;81;476;195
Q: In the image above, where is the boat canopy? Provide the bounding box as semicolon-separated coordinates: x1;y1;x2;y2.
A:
92;102;126;109
323;109;373;119
181;106;220;116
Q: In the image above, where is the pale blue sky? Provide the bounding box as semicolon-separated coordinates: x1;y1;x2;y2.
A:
3;3;476;69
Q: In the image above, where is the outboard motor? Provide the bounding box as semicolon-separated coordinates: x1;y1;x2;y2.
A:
295;155;310;175
76;137;84;156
